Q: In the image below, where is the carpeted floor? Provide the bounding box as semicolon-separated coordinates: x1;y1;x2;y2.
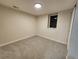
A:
0;36;67;59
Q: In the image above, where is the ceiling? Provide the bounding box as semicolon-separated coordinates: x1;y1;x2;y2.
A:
0;0;77;16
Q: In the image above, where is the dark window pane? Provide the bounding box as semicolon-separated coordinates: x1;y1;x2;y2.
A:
50;15;58;28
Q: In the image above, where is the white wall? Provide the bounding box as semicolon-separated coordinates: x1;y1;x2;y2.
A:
0;5;73;45
0;5;36;45
37;9;72;44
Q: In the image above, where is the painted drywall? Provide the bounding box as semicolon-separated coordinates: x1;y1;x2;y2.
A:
0;5;36;45
37;9;72;44
67;5;78;59
0;5;73;45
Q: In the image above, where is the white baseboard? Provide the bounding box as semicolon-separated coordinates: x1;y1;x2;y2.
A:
37;34;67;45
0;34;36;47
0;34;66;47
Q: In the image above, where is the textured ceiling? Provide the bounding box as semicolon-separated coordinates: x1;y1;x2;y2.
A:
0;0;77;16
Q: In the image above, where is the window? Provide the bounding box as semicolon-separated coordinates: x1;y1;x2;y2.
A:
48;14;58;28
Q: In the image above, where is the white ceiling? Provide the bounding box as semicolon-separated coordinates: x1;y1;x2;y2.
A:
0;0;77;16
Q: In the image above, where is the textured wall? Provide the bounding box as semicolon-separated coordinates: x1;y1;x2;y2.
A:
37;9;72;44
0;5;36;45
0;5;72;45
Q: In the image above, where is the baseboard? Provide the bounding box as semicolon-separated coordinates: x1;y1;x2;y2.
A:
0;34;66;47
0;34;36;47
37;34;67;45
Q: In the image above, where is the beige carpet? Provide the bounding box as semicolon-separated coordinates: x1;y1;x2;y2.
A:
0;36;67;59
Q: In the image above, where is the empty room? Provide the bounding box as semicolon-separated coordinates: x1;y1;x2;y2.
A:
0;0;78;59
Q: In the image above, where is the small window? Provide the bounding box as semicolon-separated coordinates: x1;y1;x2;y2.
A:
48;14;58;28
